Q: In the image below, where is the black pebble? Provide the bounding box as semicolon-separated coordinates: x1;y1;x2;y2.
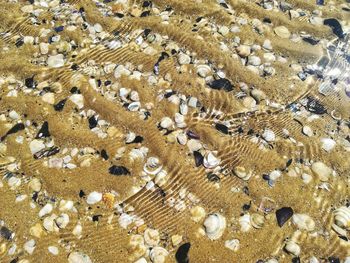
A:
215;123;229;134
208;78;233;92
126;135;144;144
79;190;86;198
109;165;130;175
220;2;229;8
25;76;36;89
324;18;344;38
54;25;64;32
193;151;204;167
0;226;12;240
140;10;150;17
54;99;67;111
242;203;251;211
10;258;18;263
207;173;220;182
15;38;24;48
1;123;25;141
88;116;98;129
302;37;320;45
306;97;327;115
186;130;200;140
92;214;102;222
36;121;50;138
100;149;109;160
70;86;80;94
276;207;294;227
292;257;301;263
286;159;292;167
71;64;79;70
142;0;152;8
328;257;340;263
175;242;191;263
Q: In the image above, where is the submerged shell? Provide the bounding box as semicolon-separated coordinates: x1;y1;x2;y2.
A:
233;166;252;181
292;214;315;232
203;213;226;240
143;157;163;175
239;214;252;232
333;206;350;230
250;213;265;229
149;247;169;263
284;240;301;256
203;152;220;169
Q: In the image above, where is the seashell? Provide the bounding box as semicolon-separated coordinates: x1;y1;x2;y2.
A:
144;228;160;246
203;152;220;169
239;214;252;232
190;206;206;222
333;206;350;230
125;132;136;143
233;166;252;181
175;242;190;263
154;170;168;187
143;157;163;175
311;162;332;182
55;213;69;229
203;213;226;240
265;259;278;263
149;247;169;263
274;26;291;39
331;223;347;237
178;53;191;65
250;213;265;229
43;214;59;232
224;239;240;251
292;214;315;232
309;256;319;263
262;128;276;142
196;64;212;78
68;251;92;263
284;240;301;256
302;125;313;137
128;102;141;112
129;148;148;161
160;117;174;129
320;138;336;152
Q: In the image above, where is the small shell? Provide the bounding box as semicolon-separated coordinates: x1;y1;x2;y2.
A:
203;213;226;240
239;214;252;232
203;152;220;169
196;65;212;78
125;132;136;143
143;157;163;175
224;239;240;251
333;206;350;230
284;240;301;256
144;228;160;246
128;102;141;112
190;206;206;222
250;213;265;229
262;128;276;142
292;214;315;232
233;166;252;181
160;117;174;129
154;170;168;186
149;247;169;263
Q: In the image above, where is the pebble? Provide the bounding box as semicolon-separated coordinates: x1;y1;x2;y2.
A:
274;26;291;38
144;228;160;246
311;162;332;181
86;191;102;205
187;139;202;152
175;243;191;263
48;246;59;255
56;213;69;229
292;214;315;231
39;43;49;55
39;203;53;217
285;240;301;256
43;214;59;232
47;54;65;68
178;53;191;65
224;239;240;251
9;110;20;120
42;92;55;104
262;129;276;142
160;117;174;129
302;126;313;137
218;26;229;36
196;65;211;78
248;56;261;66
263;53;276;62
276;207;294;227
320;138;336;152
24;239;36;255
171;235;183;246
70;94;84;109
263;39;273;50
236;45;251;57
68;252;92;263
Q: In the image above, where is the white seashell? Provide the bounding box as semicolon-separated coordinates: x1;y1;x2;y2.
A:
39;203;53;218
29;139;45;154
262;129;276;142
224;239;240;251
284;240;301;256
179;103;188;115
190;206;206;222
24;239;36;255
149;247;169;263
250;213;265;229
204;213;226;240
239;214;252;232
144;228;160;246
108;40;122;49
128;102;141;112
196;65;212;78
302;126;313;137
135;258;147;263
311;162;332;182
320;138;336;152
332;223;347;237
70;94;84;109
55;213;69;229
68;252;92;263
119;213;134;229
301;173;313;184
265;259;278;263
333;206;350;230
86;191;102;205
48;246;59;255
203;152;220;169
154;170;168;186
345;257;350;263
59;200;74;211
309;256;319;263
47;54;65;68
178;53;191;65
269;170;282;181
177;132;187;145
130;91;140;102
160;117;173;129
144;157;163;175
274;26;291;39
233;166;252;181
125;132;136;143
43;214;59;232
129;148;147;161
292;214;315;232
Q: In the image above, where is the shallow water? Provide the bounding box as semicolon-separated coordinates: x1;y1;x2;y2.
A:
0;0;349;262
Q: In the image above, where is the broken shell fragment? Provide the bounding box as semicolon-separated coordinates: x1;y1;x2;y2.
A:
233;166;252;181
203;152;220;169
250;213;265;229
203;213;226;240
292;214;315;232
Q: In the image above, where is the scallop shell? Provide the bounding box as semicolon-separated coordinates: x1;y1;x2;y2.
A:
333;206;350;230
143;157;163;175
250;213;265;229
203;213;226;240
203;152;220;169
239;214;252;232
149;247;169;263
233;166;252;181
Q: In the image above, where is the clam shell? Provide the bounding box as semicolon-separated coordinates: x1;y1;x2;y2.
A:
284;240;301;256
143;157;163;175
149;247;169;263
233;166;252;181
203;152;220;169
239;214;252;232
334;206;350;230
204;213;226;240
292;214;315;232
154;170;168;186
196;65;212;78
250;213;265;229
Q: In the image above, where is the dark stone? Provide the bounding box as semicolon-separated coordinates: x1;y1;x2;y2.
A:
144;28;151;36
292;257;301;263
306;97;327;114
324;18;344;39
243;186;249;195
1;123;25;141
33;146;60;159
140;10;150;17
71;64;79;70
186;130;200;139
316;0;324;5
215;123;229;134
126;135;144;144
70;86;80;94
101;149;109;160
328;257;340;263
302;36;320;45
164;91;176;98
114;13;124;18
92;215;102;222
263;17;272;24
25;76;36;89
109;165;130;175
242;203;251;211
10;258;18;263
143;1;152;7
280;1;293;11
276;207;294;227
207;173;220;182
79;190;85;198
286;159;292;167
54;26;64;32
193;151;204;167
262;174;270;181
88;116;98;129
175;242;190;263
0;226;12;240
36;121;50;138
208;78;233;92
15;38;24;47
105;80;111;86
220;2;229;8
54;99;67;111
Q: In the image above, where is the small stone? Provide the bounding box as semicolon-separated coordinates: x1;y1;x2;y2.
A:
86;191;102;205
9;110;20;120
218;26;229;36
30;223;44;238
94;23;103;33
302;126;313;137
144;228;160;246
68;252;92;263
24;239;36;255
55;213;69;229
29;140;45;154
42;93;55;104
292;214;315;232
274;26;291;38
175;243;191;263
171;235;183;246
236;45;251;57
48;246;59;255
276;207;294;227
187;139;202;152
311;162;332;181
39;203;53;217
320;138;336;152
263;53;276;62
39;43;49;55
262;129;275;142
178;53;191;65
225;239;240;251
248;55;261;66
28;178;41;192
43;214;59;232
47;54;65;68
69;94;84;109
160;117;173;129
263;39;273;50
